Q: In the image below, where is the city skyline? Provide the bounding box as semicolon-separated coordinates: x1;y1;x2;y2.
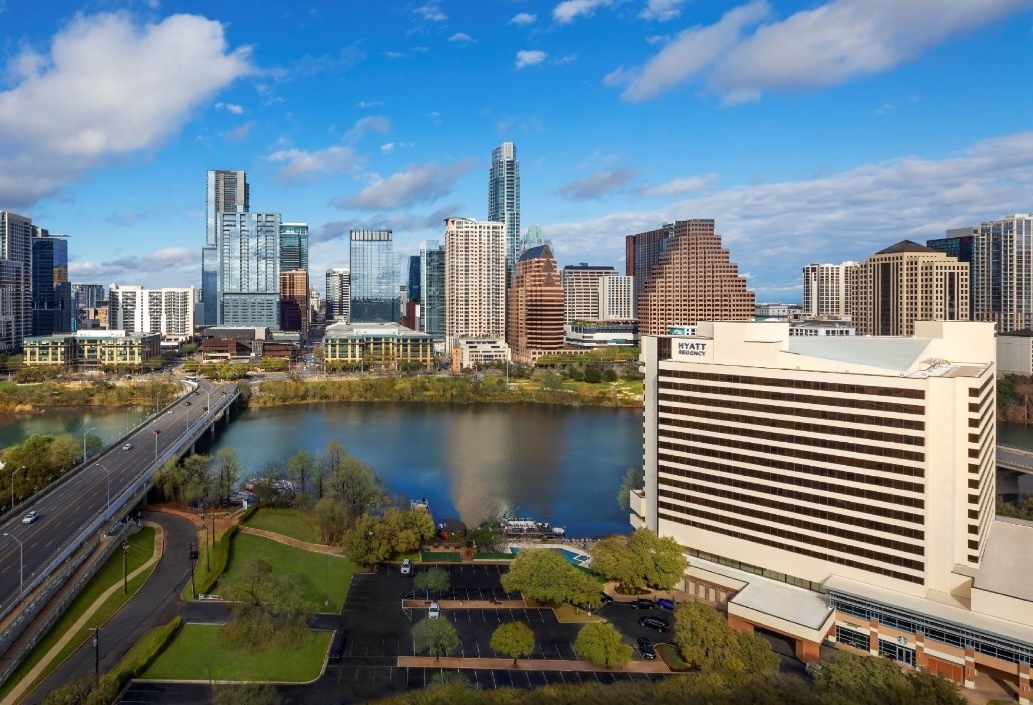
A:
1;1;1032;299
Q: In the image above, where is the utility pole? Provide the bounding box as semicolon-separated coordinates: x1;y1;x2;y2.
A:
91;627;100;685
188;541;198;599
122;541;129;594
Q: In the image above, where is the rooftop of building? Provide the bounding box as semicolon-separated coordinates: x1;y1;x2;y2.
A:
23;330;160;342
972;518;1033;604
787;337;988;377
518;244;553;261
325;321;429;338
999;328;1033;338
875;240;937;255
562;263;616;271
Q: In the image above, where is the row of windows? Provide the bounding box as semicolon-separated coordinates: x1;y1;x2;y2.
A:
660;368;926;400
659;470;924;526
969;374;994;398
659;379;924;415
657;407;926;458
659;489;924;554
684;547;826;593
658;431;925;478
658;455;925;506
658;404;923;446
659;397;925;431
658;509;924;585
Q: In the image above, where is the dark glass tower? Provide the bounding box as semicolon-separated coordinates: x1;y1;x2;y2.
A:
31;229;72;335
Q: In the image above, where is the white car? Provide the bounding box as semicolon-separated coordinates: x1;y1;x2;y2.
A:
400;559;412;575
122;443;132;451
22;511;38;524
428;602;440;619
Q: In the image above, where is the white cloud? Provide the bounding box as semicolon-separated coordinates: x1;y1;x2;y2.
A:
640;0;688;22
381;142;394;153
510;12;537;25
516;50;548;69
332;160;474;210
70;247;198;283
553;0;615;24
642;173;718;196
383;51;406;59
268;145;363;181
215;101;244;114
554;167;637;200
344;115;390;142
414;2;447;22
449;32;474;43
545;131;1033;297
613;0;1032;103
0;12;251;209
357;100;384;108
221;121;254;141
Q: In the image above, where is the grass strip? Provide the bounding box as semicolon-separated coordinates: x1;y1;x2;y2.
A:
0;528;156;701
244;507;322;544
421;551;461;562
142;624;331;681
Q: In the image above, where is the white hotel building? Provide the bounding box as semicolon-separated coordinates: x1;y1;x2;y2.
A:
635;321;1032;702
108;285;196;340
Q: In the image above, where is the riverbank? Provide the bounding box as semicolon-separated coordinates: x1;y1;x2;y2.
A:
0;379;180;413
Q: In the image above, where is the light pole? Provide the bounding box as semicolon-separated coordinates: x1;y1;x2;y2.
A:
4;533;23;599
122;541;129;594
83;426;95;463
94;463;111;509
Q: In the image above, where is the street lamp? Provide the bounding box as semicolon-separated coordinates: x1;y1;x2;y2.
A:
4;533;24;599
83;426;95;463
94;463;111;509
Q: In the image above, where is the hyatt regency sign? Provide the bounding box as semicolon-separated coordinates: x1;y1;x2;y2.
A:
673;339;712;362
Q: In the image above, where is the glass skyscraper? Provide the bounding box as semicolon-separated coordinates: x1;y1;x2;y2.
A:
202;170;249;326
216;212;281;328
488;142;520;287
419;240;445;337
349;230;400;323
279;222;309;272
31;229;73;335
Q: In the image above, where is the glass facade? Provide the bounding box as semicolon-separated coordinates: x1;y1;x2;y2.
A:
420;241;445;337
217;212;281;328
279;223;309;272
203;170;249;325
31;231;72;335
407;255;421;302
349;230;400;323
489;142;520;287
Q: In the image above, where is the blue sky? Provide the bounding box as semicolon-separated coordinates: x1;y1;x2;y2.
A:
2;0;1032;301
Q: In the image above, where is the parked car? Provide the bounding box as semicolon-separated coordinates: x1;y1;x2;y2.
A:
599;593;614;606
630;598;655;609
122;443;132;451
328;630;345;661
428;602;440;619
656;598;675;611
637;637;656;659
638;616;670;632
21;510;38;524
401;558;412;575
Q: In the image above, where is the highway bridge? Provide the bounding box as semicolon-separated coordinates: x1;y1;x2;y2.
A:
996;445;1033;475
0;380;241;644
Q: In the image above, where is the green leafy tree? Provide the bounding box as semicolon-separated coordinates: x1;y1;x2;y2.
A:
616;465;644;512
412;617;460;660
42;675;94;704
584;365;603;383
814;651;910;705
490;622;535;666
673;602;778;675
590;536;643;592
414;567;451;597
574;623;632;668
466;521;504;552
501;549;577;605
285;449;315;496
343;513;394;566
214;447;240;499
629;528;687;591
601;367;618;382
324;442;386;518
222;559;307;650
906;668;967;705
313;498;350;546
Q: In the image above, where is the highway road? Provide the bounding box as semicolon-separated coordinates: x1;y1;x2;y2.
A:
0;380;233;619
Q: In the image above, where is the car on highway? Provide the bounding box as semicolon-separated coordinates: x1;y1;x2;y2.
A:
122;443;132;451
638;615;670;632
185;401;192;406
166;410;173;415
22;511;38;524
637;637;656;659
428;602;440;619
630;598;655;609
400;558;412;575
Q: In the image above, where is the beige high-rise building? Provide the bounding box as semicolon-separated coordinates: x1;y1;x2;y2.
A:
802;262;854;317
634;220;754;335
562;264;615;323
507;244;564;362
849;241;969;337
444;217;506;350
599;275;634;320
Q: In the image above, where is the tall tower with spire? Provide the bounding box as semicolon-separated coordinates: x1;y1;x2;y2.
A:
488;142;520;287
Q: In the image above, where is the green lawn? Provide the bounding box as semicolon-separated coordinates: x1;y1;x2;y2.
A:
142;624;331;681
0;528;157;700
245;507;322;544
213;533;356;611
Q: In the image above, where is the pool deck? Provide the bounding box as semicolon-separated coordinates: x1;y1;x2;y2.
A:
508;543;593;568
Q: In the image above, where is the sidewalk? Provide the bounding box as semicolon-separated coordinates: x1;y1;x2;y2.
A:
397;655;670;673
2;523;164;705
237;526;343;556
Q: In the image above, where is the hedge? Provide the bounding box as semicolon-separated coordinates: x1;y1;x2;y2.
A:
198;525;238;595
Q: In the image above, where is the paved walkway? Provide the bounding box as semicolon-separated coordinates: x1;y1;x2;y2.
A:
237;526;343;556
397;655;670;674
4;523;164;705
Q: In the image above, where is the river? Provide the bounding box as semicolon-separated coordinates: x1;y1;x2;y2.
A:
0;403;644;537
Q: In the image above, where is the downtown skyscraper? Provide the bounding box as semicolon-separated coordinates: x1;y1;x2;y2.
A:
202;170;249;326
488;142;520;287
444;217;506;350
349;230;399;323
0;211;33;352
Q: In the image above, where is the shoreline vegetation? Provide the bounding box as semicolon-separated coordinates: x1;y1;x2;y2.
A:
0;379;180;414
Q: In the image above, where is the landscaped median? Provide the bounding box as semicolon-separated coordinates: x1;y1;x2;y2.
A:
395;655;669;674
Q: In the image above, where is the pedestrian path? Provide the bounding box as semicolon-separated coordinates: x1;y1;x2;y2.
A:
3;524;164;705
237;526;343;555
397;655;669;673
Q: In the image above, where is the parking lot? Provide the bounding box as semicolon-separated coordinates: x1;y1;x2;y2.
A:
408;563;522;602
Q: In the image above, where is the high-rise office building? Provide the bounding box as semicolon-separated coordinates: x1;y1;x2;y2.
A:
325;268;350;323
802;262;855;318
279;222;309;273
202;169;249;326
444;217;506;349
968;214;1033;333
625;222;674;309
215;211;281;328
848;241;969;337
507;243;564;361
72;284;105;311
108;285;195;338
419;241;445;338
598;275;634;320
488;142;520;287
349;230;399;323
634;321;1033;696
407;255;421;304
633;220;754;335
562;264;616;324
280;270;309;336
0;211;33;352
31;229;72;336
927;228;977;266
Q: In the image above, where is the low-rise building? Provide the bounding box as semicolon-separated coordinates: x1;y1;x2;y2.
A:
998;329;1033;375
23;330;161;368
564;320;638;348
451;337;510;371
323;321;433;371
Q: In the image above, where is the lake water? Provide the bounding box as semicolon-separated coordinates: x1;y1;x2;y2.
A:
0;402;644;538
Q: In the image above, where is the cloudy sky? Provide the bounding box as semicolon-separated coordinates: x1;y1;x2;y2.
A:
2;0;1032;300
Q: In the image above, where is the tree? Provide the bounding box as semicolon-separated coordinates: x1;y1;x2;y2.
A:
590;536;643;592
412;617;460;660
673;602;778;675
584;366;602;383
906;668;967;705
214;447;241;500
414;567;451;597
574;623;632;668
212;683;281;705
42;675;93;704
602;367;618;382
285;449;315;496
466;521;504;552
501;549;579;605
343;514;393;566
490;622;535;666
223;560;307;650
628;528;687;591
233;557;274;605
616;465;643;512
323;443;385;519
313;498;350;546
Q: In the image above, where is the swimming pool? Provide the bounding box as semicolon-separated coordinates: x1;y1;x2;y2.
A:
510;546;592;568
